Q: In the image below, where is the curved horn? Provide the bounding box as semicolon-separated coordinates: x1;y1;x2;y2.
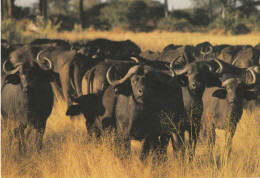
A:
36;49;47;63
213;59;224;74
3;60;23;75
204;62;213;72
231;56;239;66
170;55;189;75
155;65;176;84
200;46;213;56
43;57;53;70
244;67;256;89
130;57;140;63
170;56;182;68
106;65;139;86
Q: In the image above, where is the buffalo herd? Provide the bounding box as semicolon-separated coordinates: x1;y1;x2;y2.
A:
1;38;259;160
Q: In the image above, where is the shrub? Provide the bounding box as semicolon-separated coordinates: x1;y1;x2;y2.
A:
99;1;130;30
1;19;31;44
157;16;194;32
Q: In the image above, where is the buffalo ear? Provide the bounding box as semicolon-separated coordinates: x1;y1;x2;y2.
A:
5;75;21;85
66;105;81;116
243;91;257;100
205;75;222;88
177;75;188;87
114;80;132;96
212;89;227;99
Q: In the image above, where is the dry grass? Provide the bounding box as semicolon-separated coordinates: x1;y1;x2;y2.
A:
38;30;260;51
2;31;260;177
2;96;260;177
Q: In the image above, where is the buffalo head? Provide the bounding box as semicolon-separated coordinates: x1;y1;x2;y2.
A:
212;67;257;105
196;41;213;59
170;57;221;96
3;57;53;93
106;64;176;104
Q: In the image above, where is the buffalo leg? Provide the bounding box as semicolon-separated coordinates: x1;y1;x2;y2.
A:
14;124;27;155
188;119;201;161
114;133;131;159
159;133;171;161
59;61;74;110
140;135;160;161
172;129;185;159
73;63;82;96
225;108;242;157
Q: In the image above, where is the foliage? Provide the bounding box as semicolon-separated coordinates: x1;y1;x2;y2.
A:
127;1;149;31
157;16;194;32
96;1;165;31
99;1;130;30
1;19;35;43
48;0;72;15
208;10;259;34
2;0;259;33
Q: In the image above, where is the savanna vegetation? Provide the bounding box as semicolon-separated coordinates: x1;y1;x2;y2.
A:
1;0;260;177
2;90;260;177
1;0;260;34
1;29;260;177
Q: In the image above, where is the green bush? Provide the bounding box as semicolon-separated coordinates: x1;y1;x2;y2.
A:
99;1;130;30
1;19;25;44
1;19;44;44
157;16;194;32
208;12;259;34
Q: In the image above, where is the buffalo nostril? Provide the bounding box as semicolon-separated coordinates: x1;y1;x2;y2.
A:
192;84;196;89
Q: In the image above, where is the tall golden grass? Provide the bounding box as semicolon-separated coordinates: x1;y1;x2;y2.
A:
23;30;260;51
2;31;260;177
2;97;260;177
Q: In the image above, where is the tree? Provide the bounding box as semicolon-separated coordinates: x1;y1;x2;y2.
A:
164;0;168;18
80;0;84;28
8;0;15;18
39;0;47;20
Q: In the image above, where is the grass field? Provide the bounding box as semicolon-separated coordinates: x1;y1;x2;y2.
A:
2;31;260;177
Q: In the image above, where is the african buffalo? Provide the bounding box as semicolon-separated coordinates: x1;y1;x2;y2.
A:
36;47;103;111
170;57;223;158
1;58;54;154
201;60;258;154
67;64;186;160
79;57;171;97
1;39;24;71
217;45;252;64
196;41;213;59
160;45;198;65
139;50;161;61
231;47;260;68
78;38;141;59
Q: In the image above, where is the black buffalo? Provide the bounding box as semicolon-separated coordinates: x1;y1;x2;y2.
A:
1;58;54;154
201;60;258;154
78;38;141;59
79;57;171;97
160;45;198;66
170;58;223;157
67;64;186;160
36;47;103;111
139;50;161;61
231;47;260;68
196;41;214;59
217;45;252;64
